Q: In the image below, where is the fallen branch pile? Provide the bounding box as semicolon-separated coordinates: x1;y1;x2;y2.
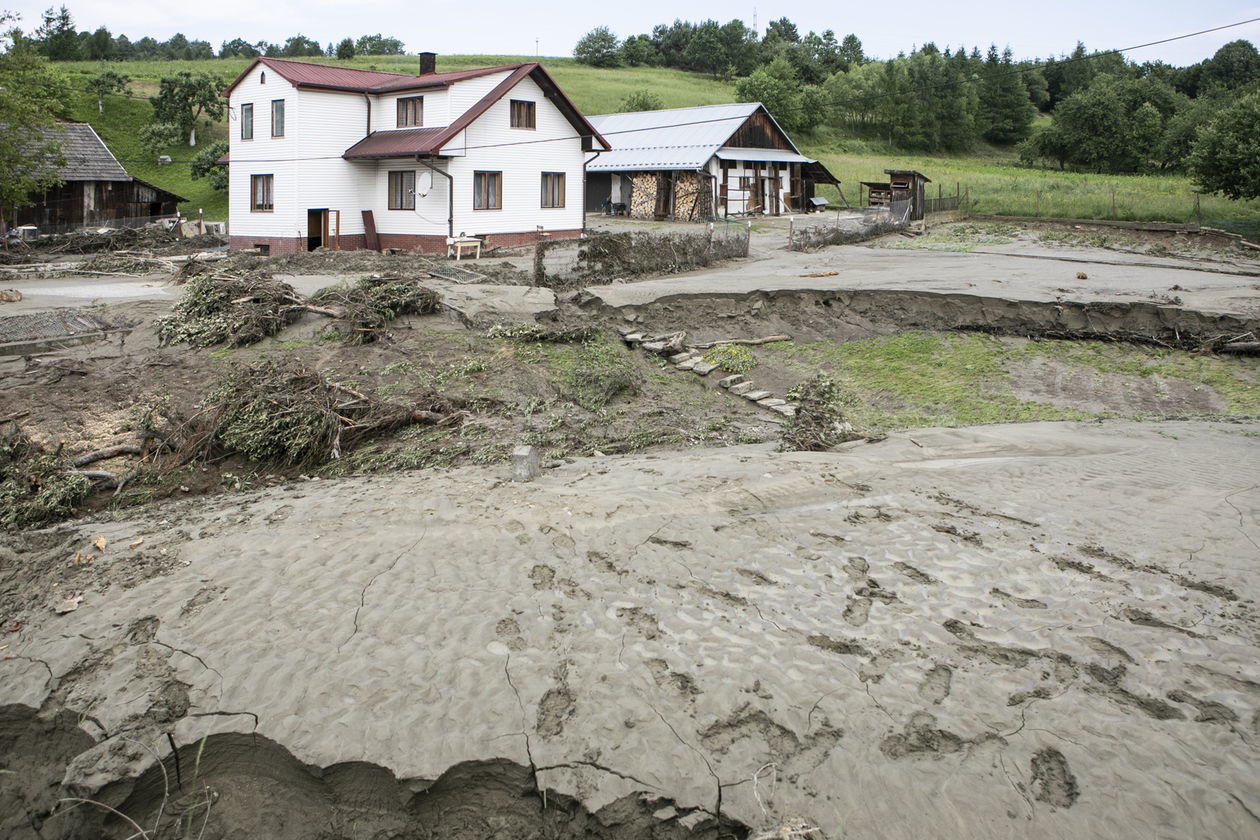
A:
174;362;464;467
308;276;441;344
156;274;305;347
779;375;863;452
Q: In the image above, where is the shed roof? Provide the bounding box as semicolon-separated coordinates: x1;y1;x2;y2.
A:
41;123;130;182
587;103;787;172
885;169;931;182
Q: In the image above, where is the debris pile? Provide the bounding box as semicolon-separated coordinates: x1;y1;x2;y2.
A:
0;426;92;530
308;276;441;344
156;274;305;347
181;362;464;467
779;375;863;451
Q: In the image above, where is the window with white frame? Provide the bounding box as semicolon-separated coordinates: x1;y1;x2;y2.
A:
241;103;253;140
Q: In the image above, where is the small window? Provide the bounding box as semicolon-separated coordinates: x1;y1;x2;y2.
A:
241;103;253;140
473;171;501;210
510;100;535;129
397;96;423;128
739;176;752;190
254;243;270;255
388;170;415;210
251;174;274;211
541;172;565;208
271;99;285;137
259;71;266;84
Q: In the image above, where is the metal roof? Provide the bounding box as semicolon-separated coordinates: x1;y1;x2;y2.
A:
586;103;771;172
42;123;129;181
715;147;819;165
343;127;448;159
343;64;608;160
222;57;520;97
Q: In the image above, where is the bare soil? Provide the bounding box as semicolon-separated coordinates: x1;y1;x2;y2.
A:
1;220;1258;839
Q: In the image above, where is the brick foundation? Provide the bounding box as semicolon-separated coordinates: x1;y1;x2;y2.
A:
230;229;582;255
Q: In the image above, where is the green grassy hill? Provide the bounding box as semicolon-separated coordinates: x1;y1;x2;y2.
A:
58;56;1260;232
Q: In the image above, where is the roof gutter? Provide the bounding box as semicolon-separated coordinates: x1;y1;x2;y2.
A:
362;92;371;136
416;157;453;238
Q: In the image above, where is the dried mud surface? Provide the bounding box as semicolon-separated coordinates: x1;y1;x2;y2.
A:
2;420;1258;839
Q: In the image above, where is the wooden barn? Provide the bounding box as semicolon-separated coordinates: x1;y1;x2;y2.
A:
12;123;185;231
860;169;932;221
585;103;839;221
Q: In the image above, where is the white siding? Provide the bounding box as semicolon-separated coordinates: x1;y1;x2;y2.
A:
228;65;591;244
445;75;586;236
228;67;302;239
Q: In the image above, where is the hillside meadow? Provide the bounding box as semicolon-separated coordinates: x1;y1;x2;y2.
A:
53;56;1260;232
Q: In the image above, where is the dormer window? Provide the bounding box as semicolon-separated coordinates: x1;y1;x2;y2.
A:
397;96;423;128
510;100;535;129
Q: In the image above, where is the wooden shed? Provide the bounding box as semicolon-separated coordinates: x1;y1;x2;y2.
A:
886;169;931;221
12;123;185;232
585;103;839;221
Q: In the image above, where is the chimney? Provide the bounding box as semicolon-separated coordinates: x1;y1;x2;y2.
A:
419;52;436;75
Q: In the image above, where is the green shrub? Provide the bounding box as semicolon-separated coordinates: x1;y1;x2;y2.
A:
702;344;757;373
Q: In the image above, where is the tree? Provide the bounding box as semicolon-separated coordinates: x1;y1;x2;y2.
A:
765;17;800;43
619;89;664;112
220;38;261;59
838;33;865;69
87;68;129;114
34;5;78;60
574;26;620;67
735;55;802;131
619;34;655;66
1200;39;1260;91
85;26;111;60
335;38;355;60
281;34;322;57
138;122;181;153
0;20;70;237
190;140;229;192
1188;90;1260;200
150;71;225;147
354;34;404;55
683;21;725;76
978;45;1034;144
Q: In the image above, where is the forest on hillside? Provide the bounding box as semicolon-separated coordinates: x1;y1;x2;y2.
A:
574;18;1260;195
3;5;1260;218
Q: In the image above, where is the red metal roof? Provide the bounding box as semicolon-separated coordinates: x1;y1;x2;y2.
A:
343;64;609;160
222;57;522;97
343;127;448;159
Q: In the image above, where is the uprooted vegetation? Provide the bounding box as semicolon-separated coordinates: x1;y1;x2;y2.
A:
779;375;864;451
0;427;92;530
157;270;442;347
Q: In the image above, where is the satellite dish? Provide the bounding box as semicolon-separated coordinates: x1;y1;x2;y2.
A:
416;171;433;197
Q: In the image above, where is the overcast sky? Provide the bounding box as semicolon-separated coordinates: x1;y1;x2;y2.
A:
5;1;1259;67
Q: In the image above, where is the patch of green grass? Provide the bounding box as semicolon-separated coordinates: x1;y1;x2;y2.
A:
766;332;1259;432
884;222;1022;252
769;333;1090;432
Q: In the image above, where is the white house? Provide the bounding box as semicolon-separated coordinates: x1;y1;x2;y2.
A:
221;54;609;255
584;103;839;221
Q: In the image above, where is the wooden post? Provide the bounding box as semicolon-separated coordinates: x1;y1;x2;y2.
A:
1111;189;1117;220
197;208;204;235
788;216;794;250
333;210;340;251
745;221;752;257
707;222;714;261
1194;194;1202;228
